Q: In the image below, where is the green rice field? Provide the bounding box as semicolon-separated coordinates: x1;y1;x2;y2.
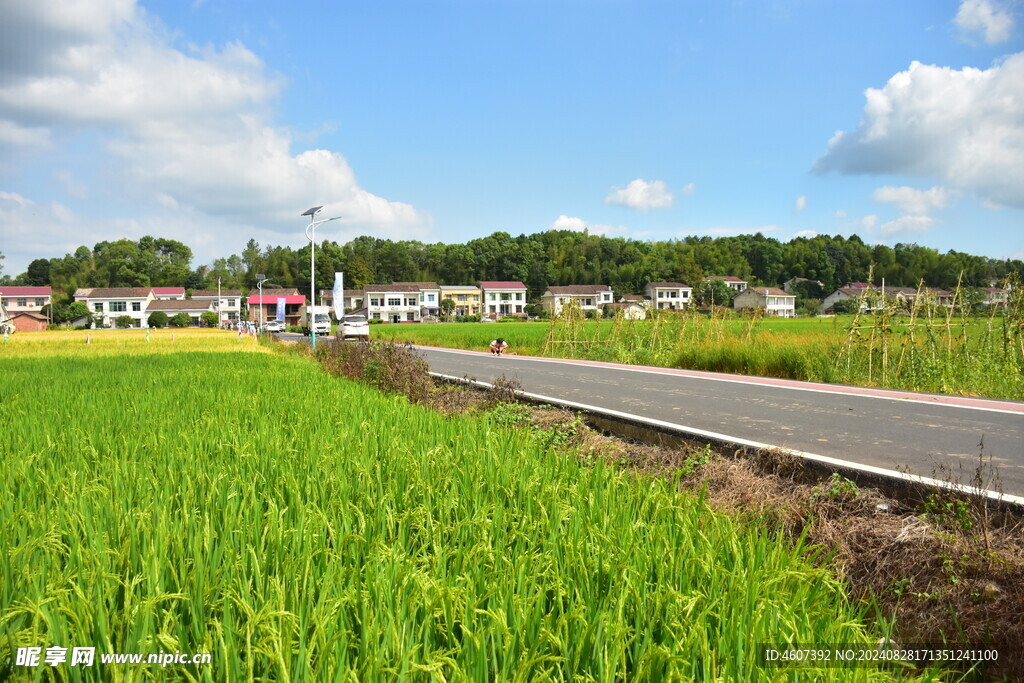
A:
0;331;929;680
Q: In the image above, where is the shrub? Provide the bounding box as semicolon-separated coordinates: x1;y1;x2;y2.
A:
170;312;192;328
200;311;219;327
453;315;480;323
148;311;169;328
115;315;135;329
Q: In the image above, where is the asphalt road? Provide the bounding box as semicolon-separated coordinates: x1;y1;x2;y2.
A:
417;346;1024;499
283;334;1024;499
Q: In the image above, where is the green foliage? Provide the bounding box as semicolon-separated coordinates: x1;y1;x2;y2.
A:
0;344;910;680
169;312;192;327
440;297;456;316
114;315;135;329
199;311;218;327
148;311;169;328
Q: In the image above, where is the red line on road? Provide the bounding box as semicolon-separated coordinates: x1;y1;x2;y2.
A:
414;345;1024;415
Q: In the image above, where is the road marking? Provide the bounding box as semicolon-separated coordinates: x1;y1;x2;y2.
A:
430;371;1024;507
416;345;1024;416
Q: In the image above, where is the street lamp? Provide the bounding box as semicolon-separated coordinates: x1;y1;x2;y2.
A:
301;206;341;349
256;274;268;332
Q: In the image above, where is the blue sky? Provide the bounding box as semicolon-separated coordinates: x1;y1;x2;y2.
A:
2;0;1022;276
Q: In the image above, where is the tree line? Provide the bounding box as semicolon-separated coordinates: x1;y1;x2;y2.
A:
3;231;1022;306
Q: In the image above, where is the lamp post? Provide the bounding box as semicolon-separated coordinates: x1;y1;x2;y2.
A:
256;274;268;332
301;206;341;349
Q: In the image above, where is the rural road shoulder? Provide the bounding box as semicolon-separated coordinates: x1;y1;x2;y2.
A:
411;345;1024;501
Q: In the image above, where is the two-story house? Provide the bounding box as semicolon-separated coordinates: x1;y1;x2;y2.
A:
191;289;241;323
248;288;305;327
0;286;52;315
80;287;156;327
392;282;441;318
704;276;748;292
540;285;614;316
439;285;483;317
320;289;366;315
480;281;528;318
365;284;424;323
152;287;185;300
733;287;796;317
643;282;693;310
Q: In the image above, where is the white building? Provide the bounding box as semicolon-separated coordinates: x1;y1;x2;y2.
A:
79;287;155;327
733;287;796;317
364;282;440;322
643;282;693;310
191;289;241;323
479;281;528;318
704;275;748;292
540;285;614;316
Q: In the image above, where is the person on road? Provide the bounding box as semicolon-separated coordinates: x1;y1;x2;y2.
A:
490;338;509;356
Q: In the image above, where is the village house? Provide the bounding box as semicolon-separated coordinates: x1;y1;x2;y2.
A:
643;282;692;310
76;287;155;328
733;287;796;317
191;289;241;323
0;286;52;314
480;281;528;318
540;285;614;316
704;276;748;292
248;288;305;327
152;287;185;300
604;301;647;320
439;285;483;317
363;282;441;322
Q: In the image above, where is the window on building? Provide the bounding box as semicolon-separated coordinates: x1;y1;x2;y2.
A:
473;295;479;301
515;292;522;300
110;301;127;312
584;298;593;306
457;294;467;302
131;302;141;312
35;298;46;306
17;298;27;307
94;303;103;312
370;298;381;307
516;305;522;313
407;312;416;321
489;293;496;300
427;294;435;302
419;292;424;302
388;298;401;306
406;298;417;306
228;299;236;307
489;305;496;313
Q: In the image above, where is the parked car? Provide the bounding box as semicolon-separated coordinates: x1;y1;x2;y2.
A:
341;315;370;340
263;319;286;333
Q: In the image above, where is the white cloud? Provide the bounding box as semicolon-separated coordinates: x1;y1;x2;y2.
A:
794;195;807;213
862;215;879;230
834;209;848;218
871;185;953;215
814;55;1024;208
604;179;674;210
879;215;939;236
681;182;696;196
0;0;431;261
955;0;1014;44
549;215;627;236
792;230;818;239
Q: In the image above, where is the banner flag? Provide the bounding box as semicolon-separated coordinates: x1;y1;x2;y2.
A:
333;272;344;320
276;297;286;322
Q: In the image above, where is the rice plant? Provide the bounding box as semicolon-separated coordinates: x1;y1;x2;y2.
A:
0;336;926;680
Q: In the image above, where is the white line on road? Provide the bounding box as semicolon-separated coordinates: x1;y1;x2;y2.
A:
431;371;1024;507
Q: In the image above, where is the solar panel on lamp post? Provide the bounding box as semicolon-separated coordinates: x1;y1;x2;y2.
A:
301;207;341;349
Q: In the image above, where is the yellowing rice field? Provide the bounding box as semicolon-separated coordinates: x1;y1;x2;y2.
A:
1;331;930;680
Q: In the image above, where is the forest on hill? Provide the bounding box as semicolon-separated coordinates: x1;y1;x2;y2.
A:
4;230;1022;300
